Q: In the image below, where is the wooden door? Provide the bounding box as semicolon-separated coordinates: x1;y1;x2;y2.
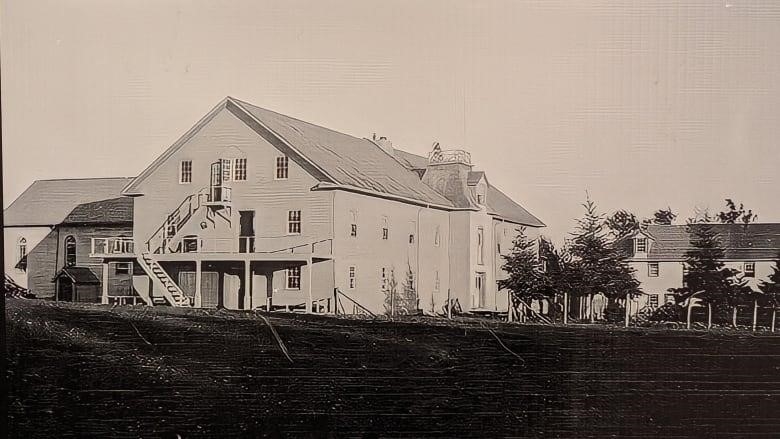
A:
201;271;219;308
475;272;486;308
178;271;196;299
210;161;222;202
239;211;255;253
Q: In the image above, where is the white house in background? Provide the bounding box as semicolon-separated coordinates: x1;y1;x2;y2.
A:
3;178;134;288
622;223;780;312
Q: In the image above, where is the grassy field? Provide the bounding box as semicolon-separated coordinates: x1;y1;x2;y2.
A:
6;299;780;438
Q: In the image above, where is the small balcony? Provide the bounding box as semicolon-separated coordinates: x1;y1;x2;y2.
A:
205;186;232;206
91;237;136;258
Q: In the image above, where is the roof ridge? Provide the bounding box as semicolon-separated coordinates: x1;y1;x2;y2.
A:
33;176;134;182
229;97;371;144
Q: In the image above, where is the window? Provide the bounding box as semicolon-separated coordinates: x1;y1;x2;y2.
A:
664;294;676;305
434;226;440;247
476;187;486;205
221;158;232;182
381;217;389;240
17;237;27;263
648;262;659;277
682;264;690;287
434;270;440;291
350;211;357;237
540;259;548;273
288;210;301;234
635;237;647;253
17;237;27;271
180;160;192;183
115;262;131;275
286;267;301;290
276;156;289;179
349;266;356;289
744;262;756;278
477;227;485;265
233;158;247;181
409;221;416;244
649;294;659;308
381;267;387;291
64;236;76;267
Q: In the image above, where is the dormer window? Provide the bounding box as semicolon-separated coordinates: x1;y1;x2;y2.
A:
635;237;647;253
476;185;486;205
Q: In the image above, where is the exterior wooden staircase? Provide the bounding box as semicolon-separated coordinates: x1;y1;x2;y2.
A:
137;252;192;307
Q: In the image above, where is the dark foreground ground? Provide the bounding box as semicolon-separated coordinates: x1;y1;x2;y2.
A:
6;299;780;438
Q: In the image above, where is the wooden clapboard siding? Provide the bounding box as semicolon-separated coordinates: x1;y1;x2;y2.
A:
331;190;452;314
131;107;333;254
26;224;133;299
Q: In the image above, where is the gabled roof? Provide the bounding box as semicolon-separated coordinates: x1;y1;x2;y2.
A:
467;171;486;186
55;267;101;284
123;97;454;208
622;223;780;261
393;150;545;227
61;197;133;225
4;178;135;227
485;185;545;227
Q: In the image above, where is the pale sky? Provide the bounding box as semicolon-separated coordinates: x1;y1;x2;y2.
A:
2;0;779;242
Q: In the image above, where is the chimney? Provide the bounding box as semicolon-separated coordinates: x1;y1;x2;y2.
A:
374;135;394;154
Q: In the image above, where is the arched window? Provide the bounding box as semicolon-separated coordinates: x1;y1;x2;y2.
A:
65;236;77;266
17;237;27;262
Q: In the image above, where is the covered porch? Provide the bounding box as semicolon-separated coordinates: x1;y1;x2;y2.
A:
153;253;334;312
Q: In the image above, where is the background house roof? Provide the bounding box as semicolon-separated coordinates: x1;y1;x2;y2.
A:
623;223;780;261
232;98;454;207
4;178;135;227
61;197;133;225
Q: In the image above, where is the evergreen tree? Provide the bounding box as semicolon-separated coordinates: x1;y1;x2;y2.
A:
499;228;545;316
569;198;640;301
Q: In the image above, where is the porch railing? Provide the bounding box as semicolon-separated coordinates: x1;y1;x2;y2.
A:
91;237;135;257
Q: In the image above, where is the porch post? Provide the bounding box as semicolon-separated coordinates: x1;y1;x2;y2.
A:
195;260;202;308
101;261;109;305
244;260;251;310
306;257;313;313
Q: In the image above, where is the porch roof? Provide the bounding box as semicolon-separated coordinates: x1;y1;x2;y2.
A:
55;267;101;284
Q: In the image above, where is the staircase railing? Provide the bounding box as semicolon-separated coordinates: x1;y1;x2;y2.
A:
145;187;208;254
334;288;376;318
136;252;191;307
